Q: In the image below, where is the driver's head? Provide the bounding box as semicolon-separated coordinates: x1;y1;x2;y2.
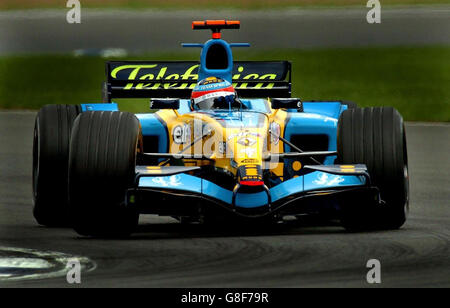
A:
191;77;235;110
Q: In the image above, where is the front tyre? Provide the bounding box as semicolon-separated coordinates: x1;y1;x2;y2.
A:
33;104;81;226
68;111;140;237
337;107;409;230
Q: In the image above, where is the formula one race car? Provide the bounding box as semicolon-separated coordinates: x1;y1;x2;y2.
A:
32;20;409;236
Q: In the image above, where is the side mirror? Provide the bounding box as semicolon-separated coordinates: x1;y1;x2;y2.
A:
270;98;303;111
150;98;180;110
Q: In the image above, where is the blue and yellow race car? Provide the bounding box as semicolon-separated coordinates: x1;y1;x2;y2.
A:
32;20;409;236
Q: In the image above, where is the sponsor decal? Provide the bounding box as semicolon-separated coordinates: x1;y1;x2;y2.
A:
192;90;234;104
237;137;257;147
227;131;261;141
199;76;224;85
241;159;259;164
172;124;191;144
239;147;257;158
109;64;279;90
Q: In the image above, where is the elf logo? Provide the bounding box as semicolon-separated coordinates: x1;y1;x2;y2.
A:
172;124;191;144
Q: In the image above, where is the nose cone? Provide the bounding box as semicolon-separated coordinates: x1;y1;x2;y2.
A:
191;110;269;184
227;131;263;162
227;130;265;184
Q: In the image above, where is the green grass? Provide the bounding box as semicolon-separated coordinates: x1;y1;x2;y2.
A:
0;46;449;121
2;0;449;10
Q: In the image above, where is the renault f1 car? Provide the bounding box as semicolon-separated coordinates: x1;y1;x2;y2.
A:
32;20;409;236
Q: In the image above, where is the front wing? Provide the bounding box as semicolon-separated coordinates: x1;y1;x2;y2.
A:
126;165;380;218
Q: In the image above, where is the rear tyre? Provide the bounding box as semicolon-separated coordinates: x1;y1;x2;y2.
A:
337;107;409;231
68;111;140;237
32;104;81;226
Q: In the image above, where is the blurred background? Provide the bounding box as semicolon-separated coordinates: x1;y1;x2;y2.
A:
0;0;449;121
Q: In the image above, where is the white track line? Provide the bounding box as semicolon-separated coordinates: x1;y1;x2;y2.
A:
0;247;96;282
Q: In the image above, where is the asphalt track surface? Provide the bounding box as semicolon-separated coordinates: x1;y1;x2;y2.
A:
0;112;448;287
0;6;449;54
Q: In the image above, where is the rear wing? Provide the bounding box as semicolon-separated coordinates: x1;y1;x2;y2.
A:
103;61;291;101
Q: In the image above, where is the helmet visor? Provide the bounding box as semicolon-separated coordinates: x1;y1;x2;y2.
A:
193;91;235;110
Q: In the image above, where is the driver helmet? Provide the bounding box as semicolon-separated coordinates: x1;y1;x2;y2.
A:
191;77;235;110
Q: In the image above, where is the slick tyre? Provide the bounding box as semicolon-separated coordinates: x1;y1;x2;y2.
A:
68;111;140;237
337;107;409;231
32;104;81;227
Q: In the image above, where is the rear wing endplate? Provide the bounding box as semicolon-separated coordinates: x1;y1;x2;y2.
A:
103;61;291;101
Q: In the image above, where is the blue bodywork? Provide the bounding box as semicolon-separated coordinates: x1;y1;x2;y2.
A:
80;99;367;214
131;100;366;211
79;29;371;218
138;172;365;209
